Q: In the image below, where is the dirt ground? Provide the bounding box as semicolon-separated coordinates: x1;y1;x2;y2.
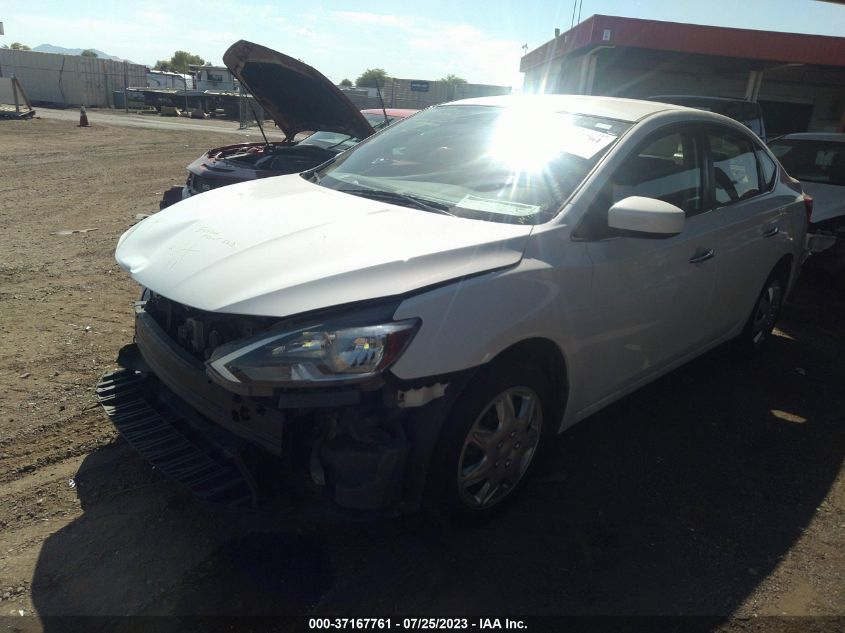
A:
0;115;843;632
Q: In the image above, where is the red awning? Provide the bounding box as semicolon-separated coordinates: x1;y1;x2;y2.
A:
521;15;845;72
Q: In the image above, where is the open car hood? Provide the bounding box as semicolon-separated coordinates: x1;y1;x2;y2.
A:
223;40;374;141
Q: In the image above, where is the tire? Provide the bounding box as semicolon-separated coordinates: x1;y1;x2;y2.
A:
425;359;554;519
159;186;184;210
739;272;784;351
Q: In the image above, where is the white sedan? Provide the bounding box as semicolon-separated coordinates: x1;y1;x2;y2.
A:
110;95;808;517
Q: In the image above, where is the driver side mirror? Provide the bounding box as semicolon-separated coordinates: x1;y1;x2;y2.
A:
608;196;685;237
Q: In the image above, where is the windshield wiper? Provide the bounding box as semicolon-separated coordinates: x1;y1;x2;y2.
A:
340;189;455;216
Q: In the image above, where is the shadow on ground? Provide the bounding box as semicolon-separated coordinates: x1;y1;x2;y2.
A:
30;269;845;629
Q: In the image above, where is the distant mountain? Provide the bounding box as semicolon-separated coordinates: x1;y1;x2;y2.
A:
32;44;140;64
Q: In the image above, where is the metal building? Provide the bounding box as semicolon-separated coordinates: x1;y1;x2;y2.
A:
520;15;845;134
341;78;511;110
0;49;147;108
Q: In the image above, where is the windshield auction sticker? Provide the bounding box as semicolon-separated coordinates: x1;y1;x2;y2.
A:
455;195;541;217
559;127;617;160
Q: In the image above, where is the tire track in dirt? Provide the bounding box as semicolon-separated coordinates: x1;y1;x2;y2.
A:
0;410;118;486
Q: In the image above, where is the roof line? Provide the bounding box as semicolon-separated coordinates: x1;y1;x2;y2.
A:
520;14;845;72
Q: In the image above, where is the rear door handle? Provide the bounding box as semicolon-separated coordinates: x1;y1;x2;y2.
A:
689;249;715;264
762;225;780;238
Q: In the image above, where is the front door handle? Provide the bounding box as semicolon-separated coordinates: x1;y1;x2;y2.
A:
689;249;715;264
762;225;780;238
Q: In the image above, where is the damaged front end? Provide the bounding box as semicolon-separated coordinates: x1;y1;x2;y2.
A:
97;292;461;516
182;141;337;199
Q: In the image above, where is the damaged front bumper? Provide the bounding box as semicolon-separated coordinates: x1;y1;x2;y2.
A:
97;309;467;515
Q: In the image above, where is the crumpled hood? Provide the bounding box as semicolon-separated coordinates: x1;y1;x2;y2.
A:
116;175;532;317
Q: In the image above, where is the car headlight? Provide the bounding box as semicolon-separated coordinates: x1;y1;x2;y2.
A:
206;319;419;391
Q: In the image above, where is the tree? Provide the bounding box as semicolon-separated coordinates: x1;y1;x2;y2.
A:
339;78;353;87
80;49;98;58
441;74;467;85
2;42;31;50
356;68;388;88
154;50;205;74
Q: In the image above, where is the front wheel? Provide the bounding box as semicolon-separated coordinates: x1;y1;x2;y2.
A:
425;360;553;518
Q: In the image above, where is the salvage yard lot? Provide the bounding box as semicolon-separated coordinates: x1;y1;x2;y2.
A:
0;116;844;629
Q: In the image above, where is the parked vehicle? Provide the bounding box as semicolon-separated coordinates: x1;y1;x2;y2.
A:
159;40;417;208
107;94;807;518
180;109;416;200
649;95;767;141
768;133;844;225
768;133;845;264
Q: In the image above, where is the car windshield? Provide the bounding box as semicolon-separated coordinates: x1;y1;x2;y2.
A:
299;131;360;151
313;104;630;224
769;139;845;186
363;112;398;130
298;114;399;152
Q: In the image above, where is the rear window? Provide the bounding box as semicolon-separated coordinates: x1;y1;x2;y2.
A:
769;139;845;186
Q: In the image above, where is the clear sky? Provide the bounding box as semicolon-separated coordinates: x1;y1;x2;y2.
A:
1;0;843;88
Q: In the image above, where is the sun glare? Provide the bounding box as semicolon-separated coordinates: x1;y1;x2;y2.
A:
486;108;571;173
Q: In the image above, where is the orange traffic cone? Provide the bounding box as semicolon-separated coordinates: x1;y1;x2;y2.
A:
78;105;90;127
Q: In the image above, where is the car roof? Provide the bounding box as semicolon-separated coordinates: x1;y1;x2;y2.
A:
442;94;689;123
648;95;759;105
773;132;845;143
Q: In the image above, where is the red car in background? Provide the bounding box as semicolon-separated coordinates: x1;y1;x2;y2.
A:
161;40;417;208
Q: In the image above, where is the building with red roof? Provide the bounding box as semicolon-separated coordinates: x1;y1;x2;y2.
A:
520;15;845;134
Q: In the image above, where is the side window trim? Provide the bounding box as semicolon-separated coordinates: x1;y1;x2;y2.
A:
702;127;717;211
693;127;712;217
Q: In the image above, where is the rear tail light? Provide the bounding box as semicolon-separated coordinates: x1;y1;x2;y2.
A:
802;193;814;224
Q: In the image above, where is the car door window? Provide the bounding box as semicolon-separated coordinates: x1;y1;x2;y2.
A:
710;131;761;206
613;132;702;215
575;130;702;239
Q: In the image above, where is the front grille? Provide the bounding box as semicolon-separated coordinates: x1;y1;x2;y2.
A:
96;369;256;507
144;294;275;362
187;173;224;195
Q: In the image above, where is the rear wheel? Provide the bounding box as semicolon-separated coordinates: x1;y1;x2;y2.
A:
740;273;784;350
426;360;553;518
